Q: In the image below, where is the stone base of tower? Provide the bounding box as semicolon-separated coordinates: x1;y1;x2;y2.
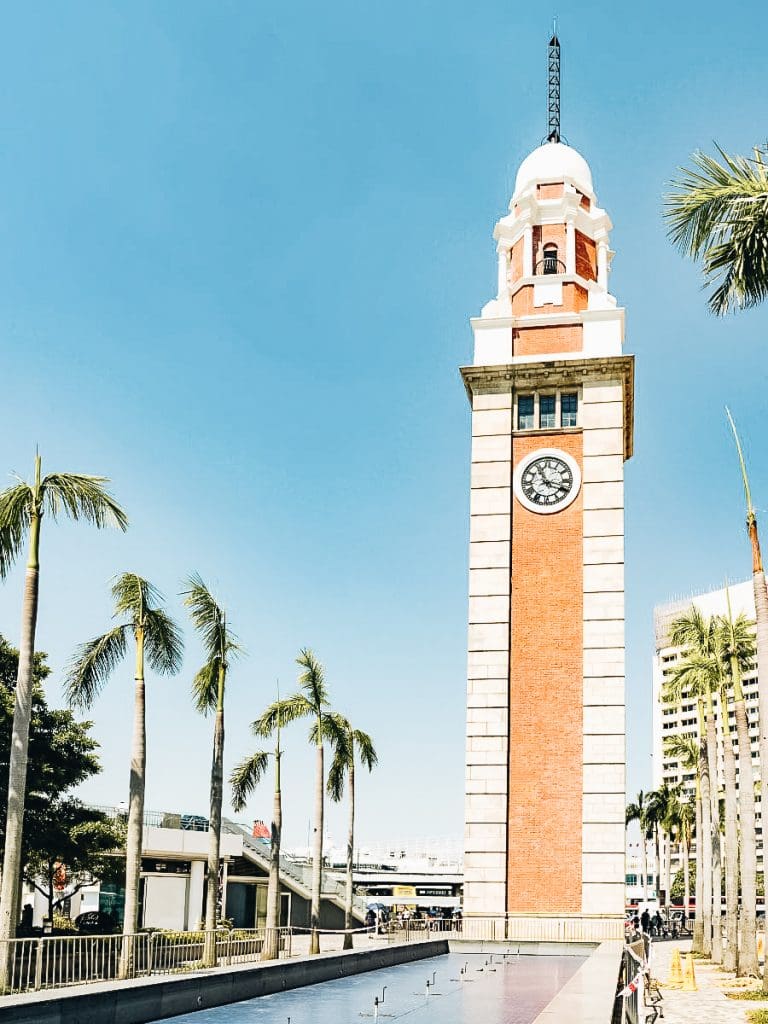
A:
459;912;625;943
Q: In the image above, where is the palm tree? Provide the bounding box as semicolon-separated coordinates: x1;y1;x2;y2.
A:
645;785;675;916
230;696;283;961
666;788;696;935
664;734;700;941
665;608;723;957
714;628;741;973
183;575;241;966
0;455;127;969
64;574;183;959
665;144;768;314
626;791;650;904
255;649;345;955
327;717;377;950
726;410;768;987
718;599;759;976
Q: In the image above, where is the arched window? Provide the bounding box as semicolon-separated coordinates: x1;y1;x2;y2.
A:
542;244;559;275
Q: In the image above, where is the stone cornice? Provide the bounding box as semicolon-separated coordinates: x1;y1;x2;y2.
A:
460;354;635;460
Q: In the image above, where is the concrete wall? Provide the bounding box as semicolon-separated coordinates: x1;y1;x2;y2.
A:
0;941;450;1024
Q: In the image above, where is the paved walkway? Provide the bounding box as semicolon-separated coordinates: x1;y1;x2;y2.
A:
650;939;767;1024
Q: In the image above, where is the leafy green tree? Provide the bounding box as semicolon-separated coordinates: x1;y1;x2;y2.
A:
0;636;119;928
24;799;122;924
183;574;241;966
64;574;183;953
327;717;377;949
0;454;127;972
256;650;346;955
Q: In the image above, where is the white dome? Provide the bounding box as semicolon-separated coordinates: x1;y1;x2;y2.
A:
513;141;593;198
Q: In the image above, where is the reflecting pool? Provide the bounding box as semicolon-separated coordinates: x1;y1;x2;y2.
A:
156;951;586;1024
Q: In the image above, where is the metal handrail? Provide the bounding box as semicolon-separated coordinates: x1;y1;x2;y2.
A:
0;927;293;997
534;256;566;275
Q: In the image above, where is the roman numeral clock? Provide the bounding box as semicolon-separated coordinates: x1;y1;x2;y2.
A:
460;117;634;941
514;450;581;513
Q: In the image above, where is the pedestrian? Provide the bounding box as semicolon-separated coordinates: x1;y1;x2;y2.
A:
641;908;651;934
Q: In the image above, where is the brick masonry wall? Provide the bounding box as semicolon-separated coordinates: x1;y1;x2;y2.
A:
576;232;597;281
513;324;582;356
508;430;584;913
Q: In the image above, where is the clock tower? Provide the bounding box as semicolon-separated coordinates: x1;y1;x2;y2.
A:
462;36;633;941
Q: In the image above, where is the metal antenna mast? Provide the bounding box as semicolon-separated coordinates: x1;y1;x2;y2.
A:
547;26;560;143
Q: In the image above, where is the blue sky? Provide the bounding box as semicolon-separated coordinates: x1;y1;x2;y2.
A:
0;1;766;849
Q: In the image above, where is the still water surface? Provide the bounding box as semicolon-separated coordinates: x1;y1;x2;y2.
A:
156;951;585;1024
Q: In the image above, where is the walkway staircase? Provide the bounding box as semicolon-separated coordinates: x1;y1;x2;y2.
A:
222;819;368;923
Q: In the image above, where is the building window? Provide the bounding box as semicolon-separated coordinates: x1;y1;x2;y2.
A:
540;394;555;429
542;244;559;275
518;395;534;430
626;873;638;886
561;393;578;427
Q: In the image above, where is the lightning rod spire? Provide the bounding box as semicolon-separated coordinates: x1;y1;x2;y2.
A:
547;26;561;143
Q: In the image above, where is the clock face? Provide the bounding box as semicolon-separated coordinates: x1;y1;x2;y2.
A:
513;448;581;515
522;456;573;507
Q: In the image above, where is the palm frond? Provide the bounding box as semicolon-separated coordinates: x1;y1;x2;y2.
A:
296;648;328;711
669;605;714;654
665;145;768;314
0;483;33;578
327;750;346;802
110;573;160;620
182;573;241;663
42;473;128;530
663;732;699;770
352;728;378;771
229;751;270;813
64;625;128;709
663;653;718;706
144;608;184;675
313;711;350;754
252;695;312;738
191;659;219;715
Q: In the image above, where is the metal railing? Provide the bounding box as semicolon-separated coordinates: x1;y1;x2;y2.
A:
0;927;292;997
385;914;624;944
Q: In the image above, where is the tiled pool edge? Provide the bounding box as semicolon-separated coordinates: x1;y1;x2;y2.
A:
0;940;450;1024
530;940;623;1024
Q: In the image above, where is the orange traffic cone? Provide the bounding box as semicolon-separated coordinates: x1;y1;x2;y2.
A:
682;952;697;992
667;948;683;987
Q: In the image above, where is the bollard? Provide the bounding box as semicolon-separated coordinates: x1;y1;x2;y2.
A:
682;952;697;991
667;948;683;988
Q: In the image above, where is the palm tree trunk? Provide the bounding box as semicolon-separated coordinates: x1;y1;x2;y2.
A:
733;671;758;976
641;830;648;904
309;730;323;956
721;689;739;972
262;747;282;962
683;836;691;934
203;664;226;968
119;627;146;979
0;492;41;990
700;729;714;956
751;562;768;989
694;777;704;952
654;826;661;904
664;831;672;916
343;760;355;951
708;710;723;962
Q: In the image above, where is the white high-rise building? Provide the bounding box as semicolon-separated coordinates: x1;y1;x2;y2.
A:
651;578;763;869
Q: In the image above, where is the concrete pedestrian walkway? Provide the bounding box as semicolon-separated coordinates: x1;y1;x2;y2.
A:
650;939;767;1024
